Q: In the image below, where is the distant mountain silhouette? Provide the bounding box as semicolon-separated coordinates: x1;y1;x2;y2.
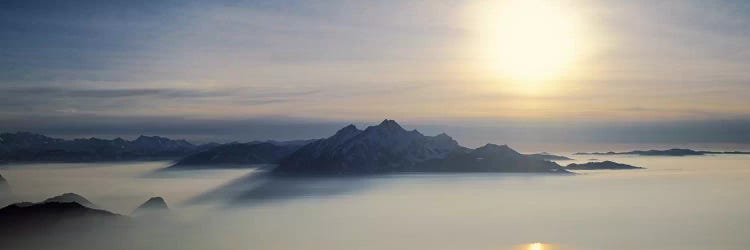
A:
248;139;318;147
566;160;644;170
575;148;750;156
132;197;169;216
275;120;568;175
276;120;467;174
411;144;569;173
526;152;573;161
42;193;96;208
0;132;216;163
168;140;313;169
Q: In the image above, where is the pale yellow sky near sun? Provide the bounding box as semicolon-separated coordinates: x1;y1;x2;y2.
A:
3;0;749;124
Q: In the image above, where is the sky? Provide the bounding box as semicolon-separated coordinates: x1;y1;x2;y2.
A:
2;0;750;149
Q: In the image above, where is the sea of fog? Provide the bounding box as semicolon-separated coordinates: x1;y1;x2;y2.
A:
1;153;749;250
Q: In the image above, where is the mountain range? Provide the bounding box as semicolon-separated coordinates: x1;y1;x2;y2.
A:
275;120;568;174
2;120;572;174
575;148;750;156
0;132;213;163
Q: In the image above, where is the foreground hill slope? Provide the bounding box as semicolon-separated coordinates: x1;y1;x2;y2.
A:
0;195;128;236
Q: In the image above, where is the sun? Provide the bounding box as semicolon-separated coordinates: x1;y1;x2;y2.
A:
473;0;583;82
529;242;544;250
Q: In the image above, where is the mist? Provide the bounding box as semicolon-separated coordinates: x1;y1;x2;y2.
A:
2;154;750;250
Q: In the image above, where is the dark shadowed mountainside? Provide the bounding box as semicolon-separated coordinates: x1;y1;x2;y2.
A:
411;144;569;173
275;120;569;175
0;202;128;235
276;120;466;174
0;132;216;163
167;140;313;169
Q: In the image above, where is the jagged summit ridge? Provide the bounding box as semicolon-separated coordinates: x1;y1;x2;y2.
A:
275;119;566;175
373;119;404;132
277;119;462;174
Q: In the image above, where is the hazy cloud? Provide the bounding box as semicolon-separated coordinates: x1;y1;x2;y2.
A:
1;0;750;145
3;87;230;98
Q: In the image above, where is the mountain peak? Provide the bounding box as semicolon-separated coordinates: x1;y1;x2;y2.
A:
132;196;169;216
474;143;520;156
277;119;463;174
42;193;95;208
136;197;168;210
340;124;358;132
368;119;406;133
379;119;401;127
333;124;361;138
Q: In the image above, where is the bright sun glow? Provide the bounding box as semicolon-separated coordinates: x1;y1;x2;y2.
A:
475;0;582;82
529;242;544;250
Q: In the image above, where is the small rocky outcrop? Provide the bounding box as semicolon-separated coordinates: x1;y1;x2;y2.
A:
132;197;169;216
42;193;96;208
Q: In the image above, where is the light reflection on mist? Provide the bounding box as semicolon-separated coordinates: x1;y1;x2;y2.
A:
2;154;750;250
515;242;564;250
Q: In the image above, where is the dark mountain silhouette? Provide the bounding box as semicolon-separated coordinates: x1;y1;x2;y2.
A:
132;197;169;216
42;193;96;208
168;141;312;169
248;139;318;147
566;160;644;170
136;197;168;210
0;201;128;236
411;144;569;173
275;120;568;175
0;132;216;163
527;152;573;161
575;148;750;156
276;120;465;174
